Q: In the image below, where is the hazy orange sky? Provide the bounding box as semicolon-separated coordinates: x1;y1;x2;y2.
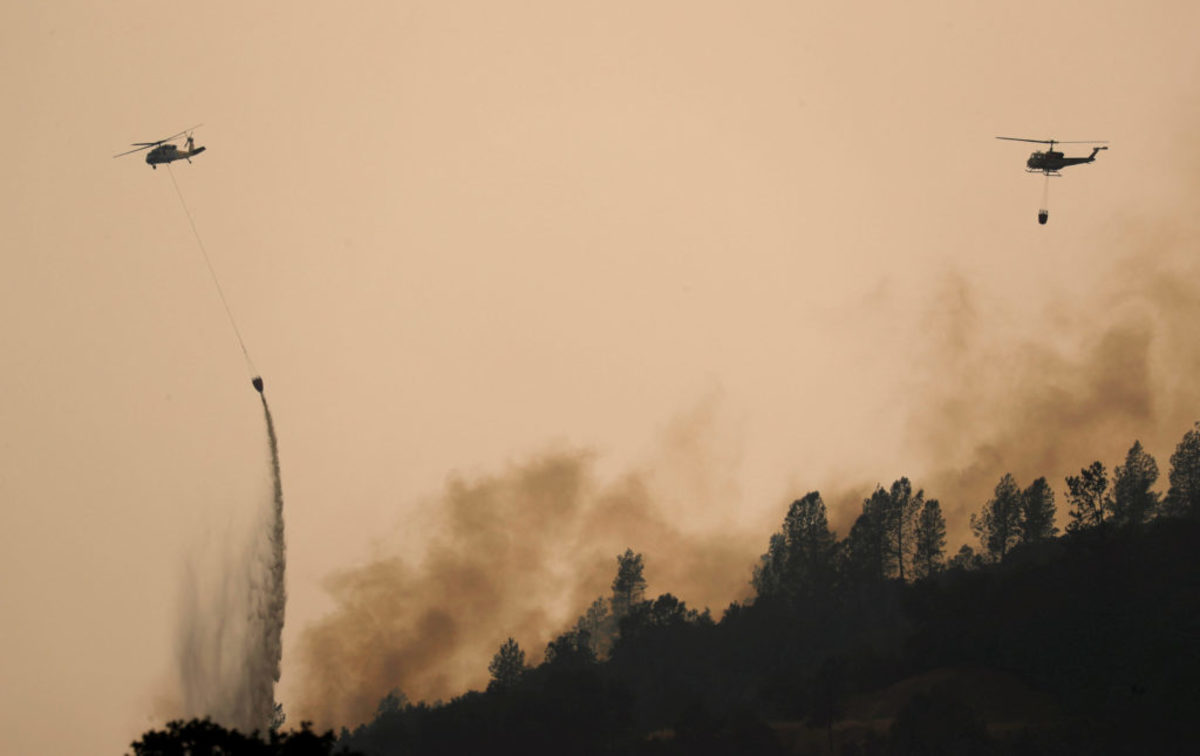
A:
4;1;1200;751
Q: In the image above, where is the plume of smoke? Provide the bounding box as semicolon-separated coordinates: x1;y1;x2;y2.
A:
294;409;760;730
173;397;286;734
909;221;1200;543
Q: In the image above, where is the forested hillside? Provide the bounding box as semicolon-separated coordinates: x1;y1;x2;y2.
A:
329;426;1200;754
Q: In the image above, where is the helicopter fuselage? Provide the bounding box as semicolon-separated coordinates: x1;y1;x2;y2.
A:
1025;146;1106;174
145;142;206;168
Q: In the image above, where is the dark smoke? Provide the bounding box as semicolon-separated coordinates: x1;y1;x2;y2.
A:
294;443;759;730
174;396;286;734
910;223;1200;543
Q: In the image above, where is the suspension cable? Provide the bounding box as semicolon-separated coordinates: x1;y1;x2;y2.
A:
166;165;258;378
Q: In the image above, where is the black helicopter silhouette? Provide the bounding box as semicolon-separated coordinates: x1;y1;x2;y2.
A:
996;137;1108;176
114;125;206;169
997;137;1109;224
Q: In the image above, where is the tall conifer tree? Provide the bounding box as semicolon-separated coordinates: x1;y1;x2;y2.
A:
971;474;1023;562
1112;440;1160;526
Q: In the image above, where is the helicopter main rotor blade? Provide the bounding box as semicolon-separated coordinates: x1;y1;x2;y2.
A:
996;136;1109;144
113;144;155;158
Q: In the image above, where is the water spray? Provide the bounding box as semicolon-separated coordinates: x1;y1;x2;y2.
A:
165;164;285;734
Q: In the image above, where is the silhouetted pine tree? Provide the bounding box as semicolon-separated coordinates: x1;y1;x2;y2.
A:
611;548;647;621
779;491;837;597
751;533;788;598
1165;422;1200;518
573;596;612;657
1019;476;1058;542
913;498;947;579
1111;440;1160;526
845;487;891;583
487;637;527;692
1065;461;1110;532
971;473;1023;562
884;478;924;581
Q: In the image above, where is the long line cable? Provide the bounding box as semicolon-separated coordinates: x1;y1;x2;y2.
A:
166;164;258;378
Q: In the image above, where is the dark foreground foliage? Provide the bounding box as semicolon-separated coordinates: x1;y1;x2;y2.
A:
129;718;362;756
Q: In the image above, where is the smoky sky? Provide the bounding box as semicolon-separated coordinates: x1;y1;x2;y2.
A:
10;4;1200;754
294;206;1200;731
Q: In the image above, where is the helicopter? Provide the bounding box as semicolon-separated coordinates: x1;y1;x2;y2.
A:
114;125;206;169
996;137;1109;224
996;137;1108;176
